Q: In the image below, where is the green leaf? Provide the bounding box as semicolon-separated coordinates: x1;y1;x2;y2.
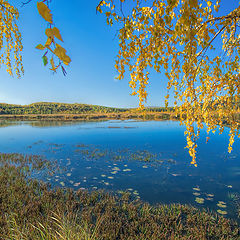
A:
42;56;48;66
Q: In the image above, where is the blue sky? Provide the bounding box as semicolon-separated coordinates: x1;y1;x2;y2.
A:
0;0;238;107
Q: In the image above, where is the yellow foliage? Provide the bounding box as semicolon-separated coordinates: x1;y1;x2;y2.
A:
0;1;70;75
98;0;240;165
35;44;46;50
36;1;70;73
0;1;23;77
37;2;53;24
45;28;54;39
52;27;63;42
54;44;71;65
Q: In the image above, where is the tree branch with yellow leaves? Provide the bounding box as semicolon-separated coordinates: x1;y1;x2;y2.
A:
98;0;240;166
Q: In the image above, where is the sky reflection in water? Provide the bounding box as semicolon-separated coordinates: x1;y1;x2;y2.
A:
0;120;239;220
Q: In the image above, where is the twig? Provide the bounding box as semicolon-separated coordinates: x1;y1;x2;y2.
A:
21;0;33;7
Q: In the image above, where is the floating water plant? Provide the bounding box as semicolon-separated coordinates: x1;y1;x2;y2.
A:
195;197;204;204
171;173;181;177
112;167;120;171
1;157;239;239
205;197;213;201
193;192;201;196
206;193;214;197
59;181;65;187
217;203;227;208
217;209;227;215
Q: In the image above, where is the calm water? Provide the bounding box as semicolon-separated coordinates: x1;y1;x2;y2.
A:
0;120;240;220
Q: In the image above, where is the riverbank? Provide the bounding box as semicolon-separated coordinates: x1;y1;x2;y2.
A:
0;153;239;239
0;111;178;121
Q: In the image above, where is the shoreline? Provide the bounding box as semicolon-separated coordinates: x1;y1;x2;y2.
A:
0;112;178;121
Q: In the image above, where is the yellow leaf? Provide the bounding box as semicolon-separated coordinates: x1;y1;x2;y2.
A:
37;2;53;24
45;37;52;47
35;44;46;50
189;0;198;8
62;55;71;66
50;57;58;72
45;28;54;39
54;44;71;65
50;57;55;69
207;1;212;7
54;44;66;59
52;27;63;42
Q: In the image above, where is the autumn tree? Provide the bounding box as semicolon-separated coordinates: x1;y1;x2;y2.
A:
97;0;240;166
0;0;70;77
1;0;240;165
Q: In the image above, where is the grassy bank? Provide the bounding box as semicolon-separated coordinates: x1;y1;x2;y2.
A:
0;111;177;121
0;102;178;121
0;153;239;240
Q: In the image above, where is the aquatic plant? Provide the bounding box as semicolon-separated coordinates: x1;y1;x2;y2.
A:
0;156;239;239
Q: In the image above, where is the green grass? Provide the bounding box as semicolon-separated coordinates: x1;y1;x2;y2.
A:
0;153;239;240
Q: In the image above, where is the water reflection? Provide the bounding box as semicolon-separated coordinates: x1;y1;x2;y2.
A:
0;119;239;221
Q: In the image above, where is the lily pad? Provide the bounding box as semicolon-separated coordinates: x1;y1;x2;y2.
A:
195;197;204;204
59;182;65;187
112;167;120;171
205;197;213;201
206;193;214;197
193;192;201;196
217;203;227;208
217;209;227;215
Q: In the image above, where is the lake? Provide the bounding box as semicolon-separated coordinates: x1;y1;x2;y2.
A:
0;119;239;221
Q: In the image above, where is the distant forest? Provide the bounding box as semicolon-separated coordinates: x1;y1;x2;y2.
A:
0;102;173;115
